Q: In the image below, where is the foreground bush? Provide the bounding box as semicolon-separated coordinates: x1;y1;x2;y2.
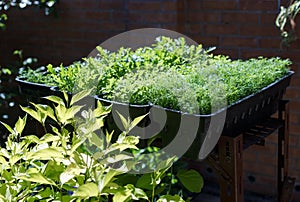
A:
0;90;203;202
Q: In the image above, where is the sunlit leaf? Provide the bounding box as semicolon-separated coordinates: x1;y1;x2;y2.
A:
15;115;27;135
177;169;204;193
20;106;42;123
73;183;98;198
128;114;148;132
0;121;13;134
70;88;93;106
43;95;65;106
157;194;185;202
60;163;83;184
26;147;64;161
18;172;56;186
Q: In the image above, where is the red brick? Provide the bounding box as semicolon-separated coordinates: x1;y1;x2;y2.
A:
187;24;203;34
221;37;258;48
187;12;221;23
128;12;177;23
127;23;161;30
186;0;202;10
160;24;178;31
259;37;282;49
289;100;300;111
290;124;300;134
222;12;259;24
84;11;112;21
290;112;300;124
201;0;238;10
285;88;299;99
289;134;300;147
241;49;278;59
204;24;239;35
260;13;277;24
191;35;219;46
162;1;178;12
214;48;239;59
240;25;279;37
239;0;278;11
99;0;124;10
128;1;162;11
63;0;99;10
291;76;300;86
280;51;300;63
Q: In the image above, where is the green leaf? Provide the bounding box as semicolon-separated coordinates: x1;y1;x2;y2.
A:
106;131;114;145
112;188;131;202
116;111;129;131
157;194;185;202
98;169;121;193
30;103;56;121
100;154;133;165
15;115;27;134
40;133;61;143
9;154;23;165
73;183;98;198
176;169;203;193
22;135;41;144
128;114;148;132
27;147;64;161
60;163;83;184
18;172;56;186
20;106;43;123
0;156;7;166
44;160;65;182
94;101;111;117
88;132;104;149
136;174;153;190
43;95;65;106
70;88;93;106
0;122;13;134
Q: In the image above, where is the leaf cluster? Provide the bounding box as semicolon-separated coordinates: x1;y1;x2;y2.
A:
275;0;300;47
0;90;203;201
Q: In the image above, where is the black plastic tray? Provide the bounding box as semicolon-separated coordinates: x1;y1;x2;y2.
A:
16;71;294;160
15;77;54;99
94;71;294;159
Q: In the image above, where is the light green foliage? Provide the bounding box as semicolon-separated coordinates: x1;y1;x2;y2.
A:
0;14;7;30
276;0;300;47
0;90;202;201
18;36;291;114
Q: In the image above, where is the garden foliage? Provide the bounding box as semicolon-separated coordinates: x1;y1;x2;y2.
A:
18;37;291;114
0;90;203;201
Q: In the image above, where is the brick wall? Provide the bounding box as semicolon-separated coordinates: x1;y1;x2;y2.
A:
1;0;300;200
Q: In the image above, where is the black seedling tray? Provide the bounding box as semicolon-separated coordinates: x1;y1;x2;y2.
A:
94;71;294;159
15;77;54;100
16;71;294;160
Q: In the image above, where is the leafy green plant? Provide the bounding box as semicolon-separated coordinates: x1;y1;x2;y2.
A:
0;13;7;30
0;90;203;201
18;36;291;115
276;0;300;47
